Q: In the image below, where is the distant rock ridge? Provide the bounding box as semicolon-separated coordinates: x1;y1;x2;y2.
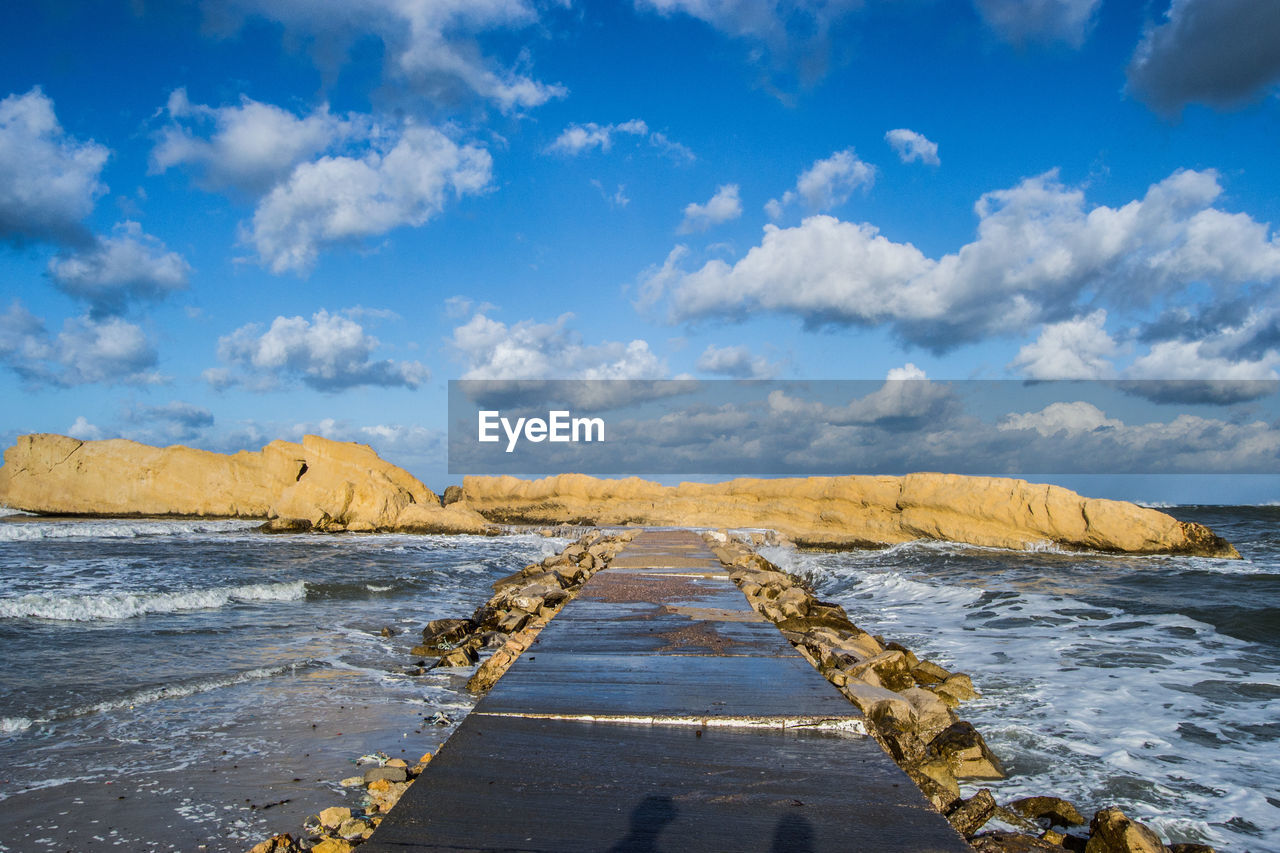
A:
0;433;492;534
462;473;1241;558
0;434;1240;556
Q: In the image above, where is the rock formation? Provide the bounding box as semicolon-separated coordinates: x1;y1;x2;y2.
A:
461;473;1239;557
0;434;1239;556
0;433;492;534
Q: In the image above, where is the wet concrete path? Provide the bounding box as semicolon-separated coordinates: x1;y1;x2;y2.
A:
364;530;971;852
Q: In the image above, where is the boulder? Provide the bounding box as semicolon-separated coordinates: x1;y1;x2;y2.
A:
927;721;1005;779
970;832;1070;852
318;807;351;830
901;686;957;742
441;484;464;506
364;765;409;784
1084;808;1165;853
947;788;998;837
1008;796;1085;828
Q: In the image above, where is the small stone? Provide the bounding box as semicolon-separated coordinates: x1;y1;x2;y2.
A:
435;645;479;668
247;834;297;853
418;618;474;649
1167;845;1217;853
310;839;355;853
318;806;351;829
364;765;408;784
1085;807;1165;853
385;758;408;768
947;788;997;837
367;778;392;793
336;817;371;839
338;776;364;787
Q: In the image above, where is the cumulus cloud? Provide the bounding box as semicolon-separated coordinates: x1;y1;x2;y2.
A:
766;148;874;218
999;400;1121;437
67;416;103;441
0;302;162;387
1011;311;1119;379
151;89;369;195
1127;0;1280;114
648;169;1280;353
47;221;190;316
213;308;429;391
972;0;1101;47
679;184;742;234
451;311;665;380
0;87;108;245
245;125;491;274
884;128;940;166
695;343;776;378
205;0;565;113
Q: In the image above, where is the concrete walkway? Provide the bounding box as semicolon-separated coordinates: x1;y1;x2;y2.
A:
364;530;971;852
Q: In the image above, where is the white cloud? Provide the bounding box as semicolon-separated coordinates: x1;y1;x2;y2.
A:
547;119;694;162
679;184;742;233
151;89;369;195
214;308;429;391
766;148;874;218
695;343;776;378
886;362;927;381
67;416;103;441
0;303;163;387
547;119;648;155
451;312;665;379
973;0;1101;47
1128;0;1280;114
245;125;492;274
1010;310;1118;379
207;0;565;113
650;169;1280;352
884;128;940;166
999;401;1122;437
47;221;190;315
0;88;108;245
1127;338;1280;381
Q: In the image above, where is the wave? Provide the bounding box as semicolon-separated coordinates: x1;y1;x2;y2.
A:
0;518;261;541
6;662;321;736
0;580;307;621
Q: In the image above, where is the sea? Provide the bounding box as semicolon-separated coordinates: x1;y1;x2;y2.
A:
0;507;1276;852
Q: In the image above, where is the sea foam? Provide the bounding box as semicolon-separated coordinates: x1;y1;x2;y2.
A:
0;580;307;621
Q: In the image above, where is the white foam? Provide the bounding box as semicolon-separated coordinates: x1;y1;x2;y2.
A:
0;716;34;734
0;518;261;541
0;580;307;621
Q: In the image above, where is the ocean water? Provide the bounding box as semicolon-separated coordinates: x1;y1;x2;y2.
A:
763;505;1280;852
1;510;1277;852
0;518;567;852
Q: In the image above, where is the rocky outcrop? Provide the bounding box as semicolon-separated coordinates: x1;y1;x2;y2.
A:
462;473;1239;557
0;433;493;534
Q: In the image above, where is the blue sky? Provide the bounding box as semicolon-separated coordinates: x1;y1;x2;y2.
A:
3;0;1280;495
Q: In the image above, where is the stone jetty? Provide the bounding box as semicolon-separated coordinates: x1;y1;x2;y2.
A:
364;529;972;852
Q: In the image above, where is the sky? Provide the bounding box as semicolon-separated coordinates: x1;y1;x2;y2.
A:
3;0;1280;499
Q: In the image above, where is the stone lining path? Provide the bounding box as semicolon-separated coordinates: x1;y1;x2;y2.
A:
363;530;972;852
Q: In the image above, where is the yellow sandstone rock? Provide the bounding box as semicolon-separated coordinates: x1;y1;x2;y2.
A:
0;434;493;535
461;472;1239;557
